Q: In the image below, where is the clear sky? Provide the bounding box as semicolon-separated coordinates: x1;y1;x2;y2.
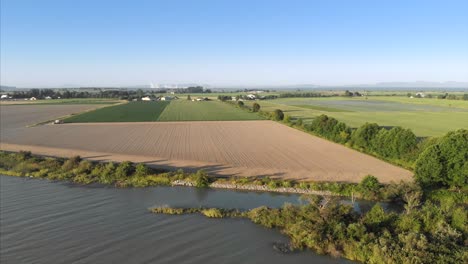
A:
1;0;468;87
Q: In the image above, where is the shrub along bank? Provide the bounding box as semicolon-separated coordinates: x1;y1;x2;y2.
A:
151;194;467;263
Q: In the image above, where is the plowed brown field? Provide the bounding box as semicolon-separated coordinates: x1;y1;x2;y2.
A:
0;105;413;183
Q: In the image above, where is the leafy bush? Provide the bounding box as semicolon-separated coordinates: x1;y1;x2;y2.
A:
415;129;467;189
134;163;150;177
272;109;284;121
115;161;134;178
252;102;260;112
309;115;351;143
191;170;210;187
359;175;381;199
201;208;223;218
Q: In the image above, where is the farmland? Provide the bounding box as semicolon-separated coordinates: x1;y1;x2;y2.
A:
157;100;261;121
63;100;262;122
63;101;170;122
246;97;468;137
0;104;411;183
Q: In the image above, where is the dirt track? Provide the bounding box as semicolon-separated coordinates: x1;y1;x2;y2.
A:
0;105;413;183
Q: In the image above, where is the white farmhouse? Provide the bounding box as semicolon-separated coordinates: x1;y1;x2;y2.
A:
1;94;8;99
160;96;173;101
246;94;256;100
141;96;152;101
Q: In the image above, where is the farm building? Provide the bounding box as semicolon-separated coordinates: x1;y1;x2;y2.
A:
141;96;153;101
30;97;37;100
160;96;174;101
246;94;256;100
1;94;8;99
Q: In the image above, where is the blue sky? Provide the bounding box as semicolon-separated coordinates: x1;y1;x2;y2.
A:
1;0;468;87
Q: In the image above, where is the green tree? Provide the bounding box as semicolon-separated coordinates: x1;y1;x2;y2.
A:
187;95;191;100
192;170;210;187
237;101;244;107
252;103;260;112
359;175;381;198
351;123;380;149
415;129;468;189
272;109;284;121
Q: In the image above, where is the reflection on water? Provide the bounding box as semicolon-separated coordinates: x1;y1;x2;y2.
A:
0;176;356;263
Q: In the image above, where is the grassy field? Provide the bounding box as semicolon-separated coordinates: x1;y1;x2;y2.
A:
157;100;262;121
64;102;170;122
246;97;468;137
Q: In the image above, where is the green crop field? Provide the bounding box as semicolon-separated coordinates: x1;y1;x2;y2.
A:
63;101;170;122
246;96;468;137
157;100;262;121
63;100;262;122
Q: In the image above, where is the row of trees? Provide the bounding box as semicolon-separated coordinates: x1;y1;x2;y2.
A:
413;93;468;100
350;123;418;160
172;86;211;94
279;92;326;98
4;89;153;100
3;87;212;100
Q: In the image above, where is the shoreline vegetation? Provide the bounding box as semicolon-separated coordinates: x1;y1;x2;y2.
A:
0;150;417;201
150;195;467;263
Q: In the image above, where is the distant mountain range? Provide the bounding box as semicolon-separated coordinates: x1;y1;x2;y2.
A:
215;82;468;90
346;82;468;88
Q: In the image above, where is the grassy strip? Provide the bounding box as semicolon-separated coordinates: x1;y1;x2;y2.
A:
0;150;425;201
151;196;467;263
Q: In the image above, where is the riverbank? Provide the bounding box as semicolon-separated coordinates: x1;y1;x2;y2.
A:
0;150;418;201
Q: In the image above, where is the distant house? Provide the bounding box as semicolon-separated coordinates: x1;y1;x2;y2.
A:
45;96;52;100
30;97;37;100
1;94;8;99
141;96;152;101
231;96;237;101
415;92;425;98
246;94;256;100
196;97;208;101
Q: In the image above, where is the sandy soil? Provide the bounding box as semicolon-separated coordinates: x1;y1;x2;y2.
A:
0;105;413;183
